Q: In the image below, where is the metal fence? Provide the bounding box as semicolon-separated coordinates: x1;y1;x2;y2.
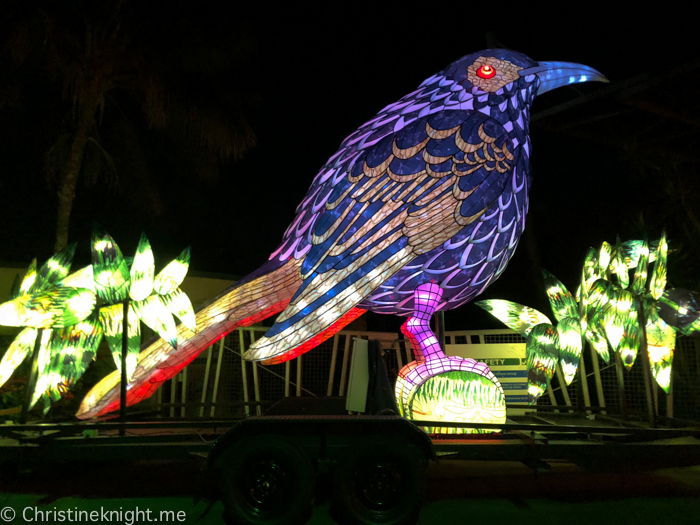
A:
142;326;700;422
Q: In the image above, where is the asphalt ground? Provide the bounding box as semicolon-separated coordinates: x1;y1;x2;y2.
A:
1;458;700;524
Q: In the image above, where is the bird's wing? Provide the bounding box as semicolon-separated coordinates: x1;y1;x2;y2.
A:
246;110;521;362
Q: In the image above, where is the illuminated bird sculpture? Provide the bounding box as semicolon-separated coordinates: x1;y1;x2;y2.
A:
78;50;606;418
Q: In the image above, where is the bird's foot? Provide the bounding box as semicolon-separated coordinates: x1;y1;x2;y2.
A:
401;282;445;362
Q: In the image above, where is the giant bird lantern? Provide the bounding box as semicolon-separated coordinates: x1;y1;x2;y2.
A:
77;50;607;420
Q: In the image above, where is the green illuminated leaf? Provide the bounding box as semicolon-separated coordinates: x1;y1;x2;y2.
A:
129;233;155;301
0;327;37;388
0;287;96;328
631;238;649;296
132;295;177;349
542;270;578;322
28;330;53;409
646;309;674;393
598;241;612;275
153;247;190;296
581;247;599;292
620;238;660;269
610;236;629;289
525;323;559;404
648;230;668;300
19;259;39;296
584;317;610;363
577;248;599;315
98;303;141;381
618;305;640;369
160;288;196;332
37;243;76;288
586;279;612;320
91;226;130;304
56;265;96;292
44;315;103;402
474;300;550;336
599;288;636;363
556;317;582;385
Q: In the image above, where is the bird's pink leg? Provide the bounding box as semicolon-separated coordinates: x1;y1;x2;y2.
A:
400;282;446;364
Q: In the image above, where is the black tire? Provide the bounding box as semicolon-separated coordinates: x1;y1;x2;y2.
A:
218;435;315;525
331;436;425;525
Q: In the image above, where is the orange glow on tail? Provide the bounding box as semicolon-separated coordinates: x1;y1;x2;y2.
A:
77;259;302;419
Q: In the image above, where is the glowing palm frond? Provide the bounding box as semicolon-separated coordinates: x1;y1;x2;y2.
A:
620;238;659;269
153;247;190;296
631;238;650;296
542;269;578;322
36;244;77;292
586;279;611;320
91;226;130;304
474;300;551;336
98;303;141;380
0;328;37;388
56;265;95;292
646;309;675;393
610;236;629;289
43;316;103;402
525;323;559;404
584;319;610;363
132;295;178;349
129;233;155;301
618;305;641;369
18;259;40;296
27;330;53;409
160;288;196;333
0;287;95;329
577;247;599;311
598;241;612;275
648;231;668;301
556;317;583;385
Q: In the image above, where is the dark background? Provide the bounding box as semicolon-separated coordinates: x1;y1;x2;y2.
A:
1;3;698;333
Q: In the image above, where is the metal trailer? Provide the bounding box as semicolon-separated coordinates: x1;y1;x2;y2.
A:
2;403;700;525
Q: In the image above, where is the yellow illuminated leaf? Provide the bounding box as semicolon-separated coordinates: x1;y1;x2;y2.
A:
0;327;37;388
648;230;668;300
474;299;550;336
28;330;53;409
91;226;130;304
132;295;177;349
153;247;190;296
0;287;95;328
44;316;103;402
98;303;141;381
129;233;155;301
161;288;196;333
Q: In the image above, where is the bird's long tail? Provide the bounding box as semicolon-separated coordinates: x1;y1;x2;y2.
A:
76;259;304;419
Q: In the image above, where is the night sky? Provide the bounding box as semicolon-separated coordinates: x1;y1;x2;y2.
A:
1;4;697;332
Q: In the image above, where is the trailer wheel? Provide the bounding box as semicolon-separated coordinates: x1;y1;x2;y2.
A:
331;436;425;525
218;435;314;525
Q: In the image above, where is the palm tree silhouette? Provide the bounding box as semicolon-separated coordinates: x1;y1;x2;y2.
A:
3;1;257;251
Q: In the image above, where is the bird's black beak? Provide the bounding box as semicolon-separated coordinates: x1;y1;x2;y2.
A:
518;61;609;95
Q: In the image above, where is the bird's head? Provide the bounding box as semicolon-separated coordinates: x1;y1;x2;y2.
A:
402;49;608;142
437;49;607;114
339;49;607;156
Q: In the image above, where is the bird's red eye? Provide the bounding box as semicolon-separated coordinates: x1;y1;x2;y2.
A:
477;65;496;79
